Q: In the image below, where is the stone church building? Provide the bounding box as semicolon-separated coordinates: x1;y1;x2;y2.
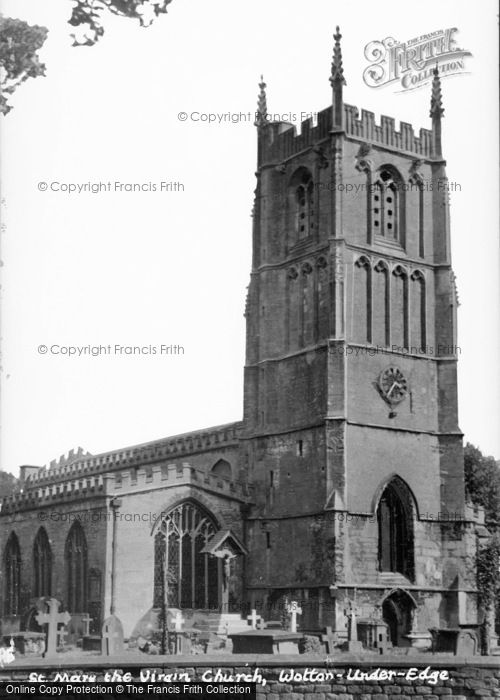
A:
0;30;487;649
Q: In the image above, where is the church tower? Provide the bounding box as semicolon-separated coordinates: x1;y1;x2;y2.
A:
241;29;477;642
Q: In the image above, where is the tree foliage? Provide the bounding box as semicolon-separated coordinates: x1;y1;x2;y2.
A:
477;535;500;610
69;0;173;46
0;16;48;115
476;533;500;650
1;1;174;113
0;468;19;498
464;442;500;530
466;443;500;646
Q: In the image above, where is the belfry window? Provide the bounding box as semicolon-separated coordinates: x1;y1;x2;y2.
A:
292;169;314;239
153;501;219;610
4;533;21;615
377;479;414;580
65;522;88;613
34;527;52;598
373;169;399;240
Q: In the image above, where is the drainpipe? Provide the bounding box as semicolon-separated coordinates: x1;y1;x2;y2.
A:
109;497;122;615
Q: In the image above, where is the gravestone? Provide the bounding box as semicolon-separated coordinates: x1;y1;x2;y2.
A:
321;626;339;654
456;630;478;656
229;629;303;654
171;610;185;633
286;601;302;633
170;610;191;654
67;612;92;645
101;615;124;656
358;617;392;654
35;598;71;658
344;597;363;652
247;609;262;630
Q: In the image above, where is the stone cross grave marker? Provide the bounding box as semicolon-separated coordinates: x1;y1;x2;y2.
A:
81;613;92;637
247;609;262;630
344;595;363;652
286;600;302;633
172;610;185;633
171;611;186;654
35;598;71;658
101;615;124;656
321;626;338;654
344;598;361;641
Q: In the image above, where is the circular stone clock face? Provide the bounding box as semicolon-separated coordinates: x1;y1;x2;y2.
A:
378;366;408;405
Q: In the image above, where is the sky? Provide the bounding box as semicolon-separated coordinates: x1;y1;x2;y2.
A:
0;0;499;475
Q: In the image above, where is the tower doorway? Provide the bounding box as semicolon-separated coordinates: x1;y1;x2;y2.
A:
381;589;416;647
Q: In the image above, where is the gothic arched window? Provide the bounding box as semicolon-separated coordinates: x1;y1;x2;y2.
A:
373;167;403;242
65;522;88;613
4;533;21;615
289;168;315;241
377;478;415;580
33;527;52;598
153;501;219;610
211;459;232;480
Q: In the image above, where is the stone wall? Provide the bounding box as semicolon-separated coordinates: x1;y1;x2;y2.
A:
0;497;109;628
110;483;247;636
0;656;498;700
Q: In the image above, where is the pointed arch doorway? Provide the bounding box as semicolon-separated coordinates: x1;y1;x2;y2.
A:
380;589;417;647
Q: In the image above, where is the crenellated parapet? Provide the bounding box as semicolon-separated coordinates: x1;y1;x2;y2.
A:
0;459;252;514
344;105;433;156
258;104;433;166
111;462;252;502
17;422;243;489
0;473;106;513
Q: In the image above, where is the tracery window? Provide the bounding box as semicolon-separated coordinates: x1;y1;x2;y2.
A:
377;479;414;580
211;459;232;480
33;527;52;598
289;168;315;241
153;501;219;610
373;168;401;241
4;533;21;615
65;522;88;612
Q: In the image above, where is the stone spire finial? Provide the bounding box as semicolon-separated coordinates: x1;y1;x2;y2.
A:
330;26;346;87
330;26;346;129
430;64;444;119
254;75;268;127
430;64;444;158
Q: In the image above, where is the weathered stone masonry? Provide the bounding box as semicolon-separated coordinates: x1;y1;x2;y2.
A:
0;29;489;647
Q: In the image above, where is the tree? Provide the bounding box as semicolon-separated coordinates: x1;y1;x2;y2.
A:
0;16;48;115
476;533;500;653
464;442;500;530
464;443;500;651
69;0;173;47
1;0;174;114
0;468;19;498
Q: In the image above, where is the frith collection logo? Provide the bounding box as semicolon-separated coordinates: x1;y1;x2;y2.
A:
363;28;472;91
